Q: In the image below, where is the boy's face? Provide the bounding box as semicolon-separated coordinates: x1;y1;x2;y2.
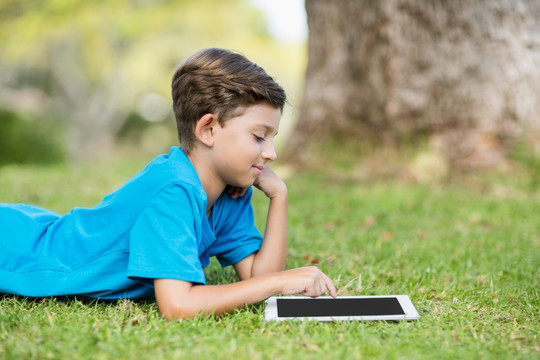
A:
210;104;281;188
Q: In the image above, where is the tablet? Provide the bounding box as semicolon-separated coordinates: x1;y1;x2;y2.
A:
264;295;420;321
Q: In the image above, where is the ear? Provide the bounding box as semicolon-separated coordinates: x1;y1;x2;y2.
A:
194;113;218;147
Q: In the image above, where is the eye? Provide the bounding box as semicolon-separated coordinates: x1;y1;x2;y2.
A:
253;135;265;143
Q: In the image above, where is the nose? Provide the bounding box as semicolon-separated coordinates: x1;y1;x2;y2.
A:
262;139;277;162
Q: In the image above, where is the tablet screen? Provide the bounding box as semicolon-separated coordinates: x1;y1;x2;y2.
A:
276;297;405;318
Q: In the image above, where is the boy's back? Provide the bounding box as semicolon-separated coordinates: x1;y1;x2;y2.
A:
0;147;262;299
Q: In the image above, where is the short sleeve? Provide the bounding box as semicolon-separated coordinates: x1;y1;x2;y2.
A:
208;187;263;267
127;184;207;285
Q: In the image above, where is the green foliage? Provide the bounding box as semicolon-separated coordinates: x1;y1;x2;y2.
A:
0;159;538;359
0;0;306;161
0;109;64;165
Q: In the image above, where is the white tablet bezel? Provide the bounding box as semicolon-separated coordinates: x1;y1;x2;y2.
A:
264;295;420;321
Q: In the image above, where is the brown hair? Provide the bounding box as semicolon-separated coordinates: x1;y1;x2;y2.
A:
171;48;287;152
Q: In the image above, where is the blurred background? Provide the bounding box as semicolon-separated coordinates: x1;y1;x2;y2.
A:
0;0;307;164
1;0;539;185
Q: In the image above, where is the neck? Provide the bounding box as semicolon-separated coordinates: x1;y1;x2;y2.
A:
186;151;225;213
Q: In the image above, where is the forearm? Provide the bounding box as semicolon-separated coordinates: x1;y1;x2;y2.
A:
155;266;337;321
155;274;280;321
251;191;288;276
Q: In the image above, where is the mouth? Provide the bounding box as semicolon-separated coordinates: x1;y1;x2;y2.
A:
252;165;264;175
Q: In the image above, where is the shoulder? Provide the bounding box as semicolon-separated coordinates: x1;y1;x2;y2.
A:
101;147;206;210
125;148;203;193
141;147;201;187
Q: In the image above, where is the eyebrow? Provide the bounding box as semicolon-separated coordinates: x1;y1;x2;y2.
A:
254;124;278;136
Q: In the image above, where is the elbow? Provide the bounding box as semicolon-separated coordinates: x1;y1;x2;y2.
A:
155;279;208;321
161;309;185;322
158;300;199;322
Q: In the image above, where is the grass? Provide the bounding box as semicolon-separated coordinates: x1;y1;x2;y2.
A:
0;154;539;360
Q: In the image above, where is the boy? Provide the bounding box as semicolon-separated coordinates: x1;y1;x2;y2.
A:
0;48;336;321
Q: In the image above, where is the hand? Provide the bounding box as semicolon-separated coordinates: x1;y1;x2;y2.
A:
226;166;287;200
253;166;287;199
278;266;337;298
227;185;248;199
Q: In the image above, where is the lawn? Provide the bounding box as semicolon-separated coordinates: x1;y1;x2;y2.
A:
0;155;538;359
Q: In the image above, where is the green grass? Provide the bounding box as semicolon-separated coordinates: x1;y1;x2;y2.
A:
0;158;539;359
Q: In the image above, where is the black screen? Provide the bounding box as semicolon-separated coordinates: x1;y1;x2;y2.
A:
276;297;405;318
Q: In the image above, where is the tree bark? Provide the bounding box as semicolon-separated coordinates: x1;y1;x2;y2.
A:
288;0;540;169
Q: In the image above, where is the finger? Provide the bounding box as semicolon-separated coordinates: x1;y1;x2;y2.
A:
317;279;326;297
228;187;241;199
322;272;337;298
311;276;326;298
230;186;248;199
305;273;322;298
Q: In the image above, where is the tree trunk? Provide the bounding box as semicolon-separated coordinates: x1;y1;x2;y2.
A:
288;0;540;169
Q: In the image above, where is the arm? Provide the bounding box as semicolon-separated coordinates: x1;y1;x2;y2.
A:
156;168;336;321
155;266;336;321
231;166;288;280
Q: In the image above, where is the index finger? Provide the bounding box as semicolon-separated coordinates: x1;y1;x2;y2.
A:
322;272;337;298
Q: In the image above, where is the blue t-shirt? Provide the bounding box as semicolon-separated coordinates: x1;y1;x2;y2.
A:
0;147;263;299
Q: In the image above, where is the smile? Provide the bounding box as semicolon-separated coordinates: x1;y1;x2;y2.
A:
252;165;264;175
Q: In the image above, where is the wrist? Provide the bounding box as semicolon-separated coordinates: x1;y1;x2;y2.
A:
253;271;285;295
268;271;286;295
268;184;288;201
